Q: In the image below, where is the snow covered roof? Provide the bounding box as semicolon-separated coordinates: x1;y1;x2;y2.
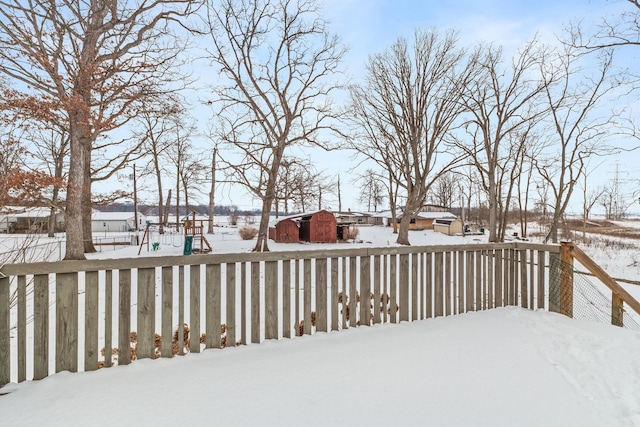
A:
0;207;53;218
91;211;141;221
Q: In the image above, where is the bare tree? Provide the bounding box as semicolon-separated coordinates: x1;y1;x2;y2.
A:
355;169;386;212
455;40;546;242
26;123;70;237
580;165;606;242
134;100;181;234
349;29;469;245
0;0;196;259
166;116;201;227
535;46;624;243
204;0;346;252
567;1;640;52
430;172;460;209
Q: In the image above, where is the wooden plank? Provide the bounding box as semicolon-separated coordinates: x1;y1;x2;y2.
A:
389;254;397;323
241;262;247;345
118;269;131;366
56;272;78;373
537;250;546;310
487;251;494;310
251;261;260;343
349;257;357;327
84;271;99;371
420;253;426;320
136;267;155;360
373;255;381;324
560;243;574;318
295;259;301;335
457;251;464;314
330;258;339;331
104;270;113;368
451;252;457;315
495;250;503;307
341;257;348;329
359;255;371;326
304;259;312;334
190;264;201;353
520;249;528;308
205;264;222;348
466;251;474;312
381;255;388;323
283;260;292;338
316;258;328;332
0;242;560;277
425;252;433;319
434;252;444;317
503;249;511;305
17;275;26;382
0;277;9;386
226;263;236;346
399;254;409;322
411;253;418;321
265;260;278;339
444;252;451;316
475;250;482;310
529;249;535;309
177;266;185;355
612;292;624;327
161;266;173;357
33;274;49;379
510;249;518;306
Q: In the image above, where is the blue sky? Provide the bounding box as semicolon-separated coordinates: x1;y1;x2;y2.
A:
303;0;639;214
114;0;639;214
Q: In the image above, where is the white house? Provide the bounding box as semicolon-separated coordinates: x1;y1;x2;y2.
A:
91;211;146;233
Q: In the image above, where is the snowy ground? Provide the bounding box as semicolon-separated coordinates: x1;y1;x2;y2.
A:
2;307;639;426
2;221;640;425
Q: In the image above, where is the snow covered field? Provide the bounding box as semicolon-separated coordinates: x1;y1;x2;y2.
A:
2;221;640;425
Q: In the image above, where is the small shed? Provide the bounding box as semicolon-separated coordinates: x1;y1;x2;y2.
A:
269;218;300;243
433;218;464;236
91;211;146;233
299;210;337;243
391;211;456;231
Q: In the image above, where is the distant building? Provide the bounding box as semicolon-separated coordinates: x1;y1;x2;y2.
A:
269;209;337;243
433;218;464;236
91;210;146;233
0;207;60;233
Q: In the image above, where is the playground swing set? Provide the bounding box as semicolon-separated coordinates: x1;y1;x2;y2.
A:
138;212;212;255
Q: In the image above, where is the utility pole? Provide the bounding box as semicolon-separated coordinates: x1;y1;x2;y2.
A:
133;163;139;231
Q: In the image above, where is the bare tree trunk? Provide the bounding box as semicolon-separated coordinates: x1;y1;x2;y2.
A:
48;206;56;238
64;128;86;260
163;189;172;228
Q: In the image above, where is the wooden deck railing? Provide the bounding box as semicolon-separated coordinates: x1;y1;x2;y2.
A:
559;242;640;327
0;241;600;386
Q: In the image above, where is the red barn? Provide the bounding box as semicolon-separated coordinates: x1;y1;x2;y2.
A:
269;218;300;243
270;210;337;244
299;210;336;243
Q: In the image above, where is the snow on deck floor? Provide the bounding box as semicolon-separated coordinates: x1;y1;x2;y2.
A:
2;307;640;427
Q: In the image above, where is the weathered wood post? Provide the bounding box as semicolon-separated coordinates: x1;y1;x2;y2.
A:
548;252;561;314
0;276;9;386
560;242;574;318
